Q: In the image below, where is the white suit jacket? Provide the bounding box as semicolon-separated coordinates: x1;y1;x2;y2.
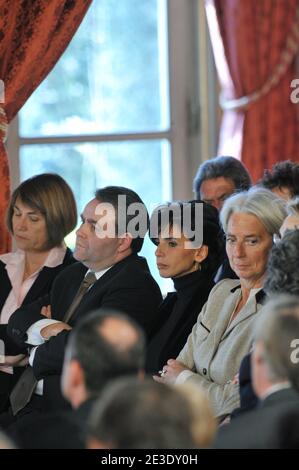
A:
177;279;265;419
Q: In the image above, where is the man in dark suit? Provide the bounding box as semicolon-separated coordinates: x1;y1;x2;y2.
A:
4;186;162;422
215;295;299;449
8;310;146;449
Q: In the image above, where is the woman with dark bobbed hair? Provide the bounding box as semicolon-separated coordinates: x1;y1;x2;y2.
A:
0;173;77;411
145;200;224;374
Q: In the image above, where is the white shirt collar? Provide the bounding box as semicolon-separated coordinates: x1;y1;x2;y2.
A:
0;244;67;271
87;266;112;280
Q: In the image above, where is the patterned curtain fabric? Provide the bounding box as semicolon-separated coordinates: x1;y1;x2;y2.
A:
205;0;299;181
0;0;92;254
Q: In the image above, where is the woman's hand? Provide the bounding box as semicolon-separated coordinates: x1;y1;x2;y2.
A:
153;359;190;385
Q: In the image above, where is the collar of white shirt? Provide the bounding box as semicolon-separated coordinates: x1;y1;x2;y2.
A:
91;266;113;281
0;243;67;270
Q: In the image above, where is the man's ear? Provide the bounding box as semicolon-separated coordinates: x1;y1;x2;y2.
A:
194;245;209;264
118;233;133;253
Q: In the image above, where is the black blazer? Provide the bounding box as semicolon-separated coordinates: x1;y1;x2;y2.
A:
0;248;75;356
8;254;162;411
145;268;215;374
9;398;95;449
214;387;299;449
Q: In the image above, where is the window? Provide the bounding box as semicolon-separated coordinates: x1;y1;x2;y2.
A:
7;0;217;288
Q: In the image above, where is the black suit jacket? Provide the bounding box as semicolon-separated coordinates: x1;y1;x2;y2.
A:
8;254;162;410
0;248;75;356
215;387;299;449
9;398;95;449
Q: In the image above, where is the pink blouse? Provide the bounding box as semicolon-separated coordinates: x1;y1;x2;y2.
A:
0;245;66;373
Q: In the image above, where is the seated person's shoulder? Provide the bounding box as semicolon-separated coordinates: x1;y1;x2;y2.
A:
54;261;87;283
198;279;241;327
114;255;156;283
209;278;241;297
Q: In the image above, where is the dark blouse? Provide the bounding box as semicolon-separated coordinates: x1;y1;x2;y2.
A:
145;268;215;374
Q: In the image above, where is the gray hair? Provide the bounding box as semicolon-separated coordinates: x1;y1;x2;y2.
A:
193;155;252;197
220;187;287;235
254;295;299;389
287;197;299;216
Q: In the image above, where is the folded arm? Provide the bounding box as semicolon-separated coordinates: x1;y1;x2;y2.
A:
7;294;51;349
31;330;71;379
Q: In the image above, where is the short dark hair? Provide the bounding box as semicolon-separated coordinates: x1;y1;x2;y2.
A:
150;200;224;276
259;160;299;197
66;310;145;396
193;155;252;198
87;378;196;449
95;186;149;254
7;173;77;249
254;295;299;390
265;230;299;297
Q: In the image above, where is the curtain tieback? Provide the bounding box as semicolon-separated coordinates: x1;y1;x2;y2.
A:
220;5;299;112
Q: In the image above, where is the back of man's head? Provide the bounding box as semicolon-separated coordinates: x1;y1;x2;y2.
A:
62;310;145;404
265;230;299;297
87;378;215;449
193;155;252;199
253;295;299;393
95;186;149;253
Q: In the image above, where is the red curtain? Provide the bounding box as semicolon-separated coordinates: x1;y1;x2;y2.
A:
0;0;92;253
205;0;299;182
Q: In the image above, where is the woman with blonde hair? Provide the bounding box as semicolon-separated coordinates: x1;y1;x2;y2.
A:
155;188;287;420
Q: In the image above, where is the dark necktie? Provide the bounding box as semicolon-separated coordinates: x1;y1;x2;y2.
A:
63;271;97;323
10;271;97;416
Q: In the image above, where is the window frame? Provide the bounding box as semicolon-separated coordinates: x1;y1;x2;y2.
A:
7;0;218;199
